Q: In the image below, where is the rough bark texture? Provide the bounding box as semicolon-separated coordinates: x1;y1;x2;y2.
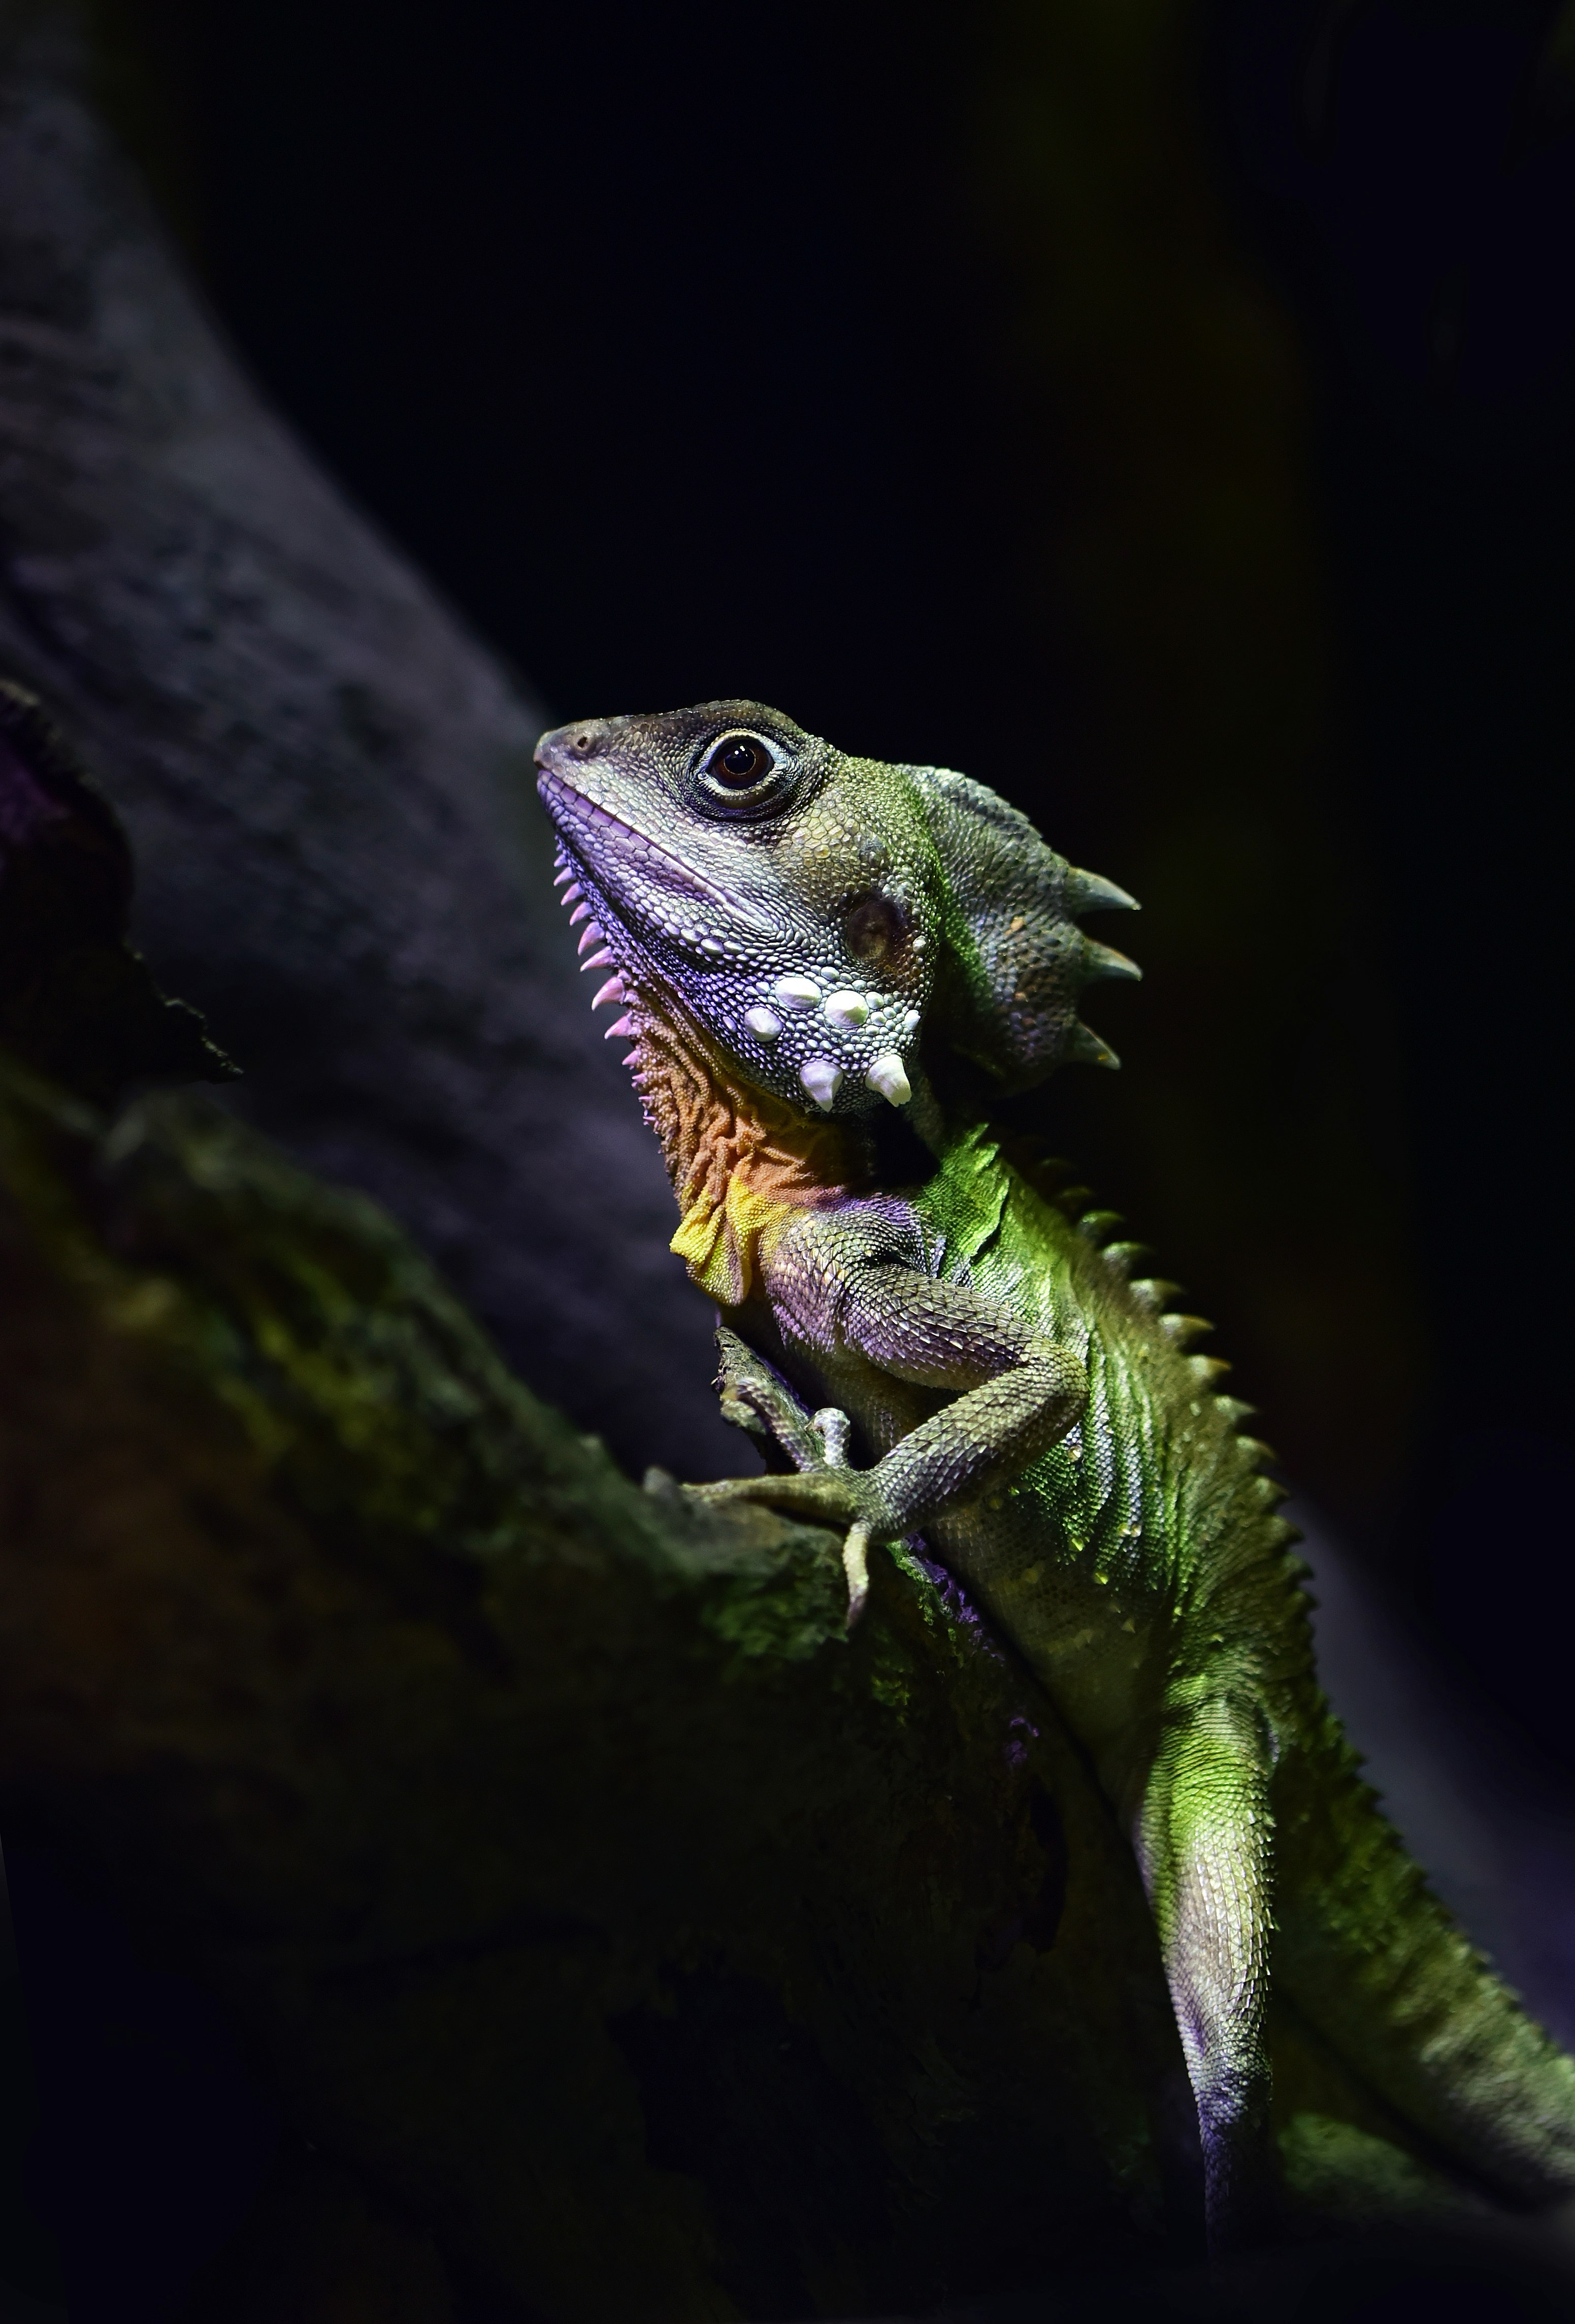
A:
1;1052;1520;2323
0;1053;1185;2316
0;610;1199;2317
0;696;1526;2318
0;0;736;1485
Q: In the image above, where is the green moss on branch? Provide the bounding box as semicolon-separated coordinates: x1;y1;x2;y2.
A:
0;1059;1485;2319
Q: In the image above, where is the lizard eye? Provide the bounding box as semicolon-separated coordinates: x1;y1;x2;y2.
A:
691;731;795;817
710;737;771;788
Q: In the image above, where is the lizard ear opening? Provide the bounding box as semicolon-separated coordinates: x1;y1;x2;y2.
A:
908;765;1140;1095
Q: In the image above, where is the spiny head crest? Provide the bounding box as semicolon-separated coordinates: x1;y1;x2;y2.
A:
534;702;1138;1118
908;765;1138;1094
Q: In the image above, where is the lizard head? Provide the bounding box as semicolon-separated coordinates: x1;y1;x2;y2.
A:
535;700;1138;1115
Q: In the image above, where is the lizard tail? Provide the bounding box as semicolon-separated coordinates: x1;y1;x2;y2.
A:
1274;1696;1575;2205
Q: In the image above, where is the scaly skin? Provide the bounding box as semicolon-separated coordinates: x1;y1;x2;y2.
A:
535;700;1575;2248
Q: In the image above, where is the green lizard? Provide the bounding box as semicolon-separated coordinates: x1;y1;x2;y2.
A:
535;698;1575;2248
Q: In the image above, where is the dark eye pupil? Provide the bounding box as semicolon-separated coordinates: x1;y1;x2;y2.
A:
712;738;767;786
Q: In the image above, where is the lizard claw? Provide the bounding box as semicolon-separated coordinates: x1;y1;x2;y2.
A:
811;1406;851;1469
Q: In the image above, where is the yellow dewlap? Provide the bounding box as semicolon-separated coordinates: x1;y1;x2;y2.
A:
636;1004;854;1307
670;1172;797;1307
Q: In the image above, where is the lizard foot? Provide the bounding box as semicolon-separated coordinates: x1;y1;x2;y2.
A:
712;1327;827;1474
705;1331;880;1627
687;1466;894;1631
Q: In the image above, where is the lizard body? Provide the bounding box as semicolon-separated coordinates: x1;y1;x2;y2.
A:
536;700;1575;2247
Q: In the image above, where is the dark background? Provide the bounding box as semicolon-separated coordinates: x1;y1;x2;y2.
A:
96;0;1571;1758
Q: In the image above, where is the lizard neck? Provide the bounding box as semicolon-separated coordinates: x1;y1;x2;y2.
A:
621;991;862;1307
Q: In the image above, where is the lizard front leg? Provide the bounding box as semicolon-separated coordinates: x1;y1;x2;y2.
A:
711;1327;878;1611
712;1327;828;1472
713;1326;856;1476
694;1205;1086;1607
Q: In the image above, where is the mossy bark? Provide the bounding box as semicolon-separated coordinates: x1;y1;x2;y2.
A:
0;1056;1505;2320
0;0;734;1488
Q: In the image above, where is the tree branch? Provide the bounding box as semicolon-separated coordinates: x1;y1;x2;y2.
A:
0;1054;1214;2317
0;0;730;1483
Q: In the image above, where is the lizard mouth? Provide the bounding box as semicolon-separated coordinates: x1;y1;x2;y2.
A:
536;765;772;933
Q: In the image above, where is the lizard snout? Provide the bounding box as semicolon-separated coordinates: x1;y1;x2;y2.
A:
534;718;612;776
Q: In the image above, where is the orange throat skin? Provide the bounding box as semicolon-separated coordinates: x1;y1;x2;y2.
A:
619;990;860;1308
